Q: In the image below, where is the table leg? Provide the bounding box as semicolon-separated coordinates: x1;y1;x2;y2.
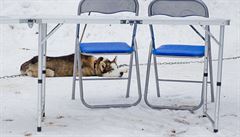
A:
37;23;44;132
42;24;47;118
203;26;209;116
214;25;225;132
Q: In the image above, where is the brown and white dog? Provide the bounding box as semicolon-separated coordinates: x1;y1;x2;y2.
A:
20;54;128;77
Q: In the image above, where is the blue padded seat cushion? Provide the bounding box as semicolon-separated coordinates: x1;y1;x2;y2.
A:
80;42;133;54
153;44;205;57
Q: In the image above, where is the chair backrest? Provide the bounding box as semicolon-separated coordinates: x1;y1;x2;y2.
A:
76;0;139;48
148;0;210;49
148;0;209;17
78;0;139;15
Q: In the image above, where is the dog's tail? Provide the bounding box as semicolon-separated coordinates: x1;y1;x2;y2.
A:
20;56;38;74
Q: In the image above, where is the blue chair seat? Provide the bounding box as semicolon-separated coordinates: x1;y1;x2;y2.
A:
153;44;205;57
80;42;134;54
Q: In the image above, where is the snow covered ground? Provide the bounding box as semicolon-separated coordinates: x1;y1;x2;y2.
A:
0;0;239;137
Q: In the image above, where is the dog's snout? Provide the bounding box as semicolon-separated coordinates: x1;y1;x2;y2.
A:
20;63;27;72
120;72;124;77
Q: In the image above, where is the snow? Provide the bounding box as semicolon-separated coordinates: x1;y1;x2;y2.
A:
0;0;240;137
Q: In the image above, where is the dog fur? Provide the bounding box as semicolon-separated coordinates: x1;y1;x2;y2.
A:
20;54;128;77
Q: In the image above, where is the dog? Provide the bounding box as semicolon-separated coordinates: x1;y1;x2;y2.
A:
20;54;128;77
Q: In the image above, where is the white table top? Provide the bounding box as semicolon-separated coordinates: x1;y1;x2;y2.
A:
0;15;230;25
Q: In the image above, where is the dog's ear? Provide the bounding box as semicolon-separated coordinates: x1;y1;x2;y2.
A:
112;56;117;63
98;57;104;61
95;57;104;64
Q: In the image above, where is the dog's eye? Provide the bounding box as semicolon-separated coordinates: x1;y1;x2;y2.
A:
101;64;106;69
106;66;114;71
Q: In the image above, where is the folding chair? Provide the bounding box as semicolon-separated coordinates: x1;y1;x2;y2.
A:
72;0;142;108
144;0;215;112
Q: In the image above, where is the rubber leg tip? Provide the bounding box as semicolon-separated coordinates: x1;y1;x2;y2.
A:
214;129;218;133
42;113;45;117
202;115;207;117
37;127;42;132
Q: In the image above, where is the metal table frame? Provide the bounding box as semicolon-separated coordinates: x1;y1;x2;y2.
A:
0;16;230;133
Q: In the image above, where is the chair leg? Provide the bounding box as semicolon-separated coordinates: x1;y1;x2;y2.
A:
126;54;134;98
153;56;160;97
77;50;92;108
144;45;153;107
134;50;142;105
72;46;78;100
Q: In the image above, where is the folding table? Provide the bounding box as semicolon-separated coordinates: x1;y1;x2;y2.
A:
0;15;230;132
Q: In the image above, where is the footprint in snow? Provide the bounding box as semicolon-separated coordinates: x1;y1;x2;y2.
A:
174;118;190;125
45;121;67;127
24;131;32;137
21;2;31;9
169;129;187;137
56;115;64;119
3;119;14;122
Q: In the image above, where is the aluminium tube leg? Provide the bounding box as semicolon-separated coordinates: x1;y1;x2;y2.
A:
208;42;215;102
153;56;160;97
144;43;153;106
72;40;79;100
207;26;214;102
76;46;89;108
213;25;225;133
125;54;134;98
203;26;209;117
37;23;44;132
42;24;47;118
133;42;142;105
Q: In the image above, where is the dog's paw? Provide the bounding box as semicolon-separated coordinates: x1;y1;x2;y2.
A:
102;70;121;77
118;64;129;73
26;70;34;77
46;69;55;77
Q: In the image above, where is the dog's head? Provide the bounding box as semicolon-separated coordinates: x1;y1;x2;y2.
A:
20;56;38;75
94;56;125;77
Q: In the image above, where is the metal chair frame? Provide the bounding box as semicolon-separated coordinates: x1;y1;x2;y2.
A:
72;0;142;108
144;0;214;112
